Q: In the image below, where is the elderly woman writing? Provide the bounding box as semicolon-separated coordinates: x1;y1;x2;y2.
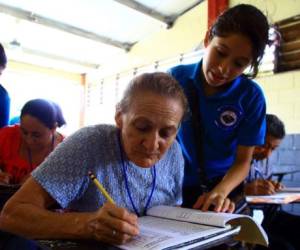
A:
0;73;233;245
0;99;66;185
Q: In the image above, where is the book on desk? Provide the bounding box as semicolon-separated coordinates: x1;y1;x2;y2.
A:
114;205;268;250
246;192;300;205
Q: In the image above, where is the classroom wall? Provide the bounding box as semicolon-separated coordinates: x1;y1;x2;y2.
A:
95;0;300;134
257;70;300;134
269;133;300;214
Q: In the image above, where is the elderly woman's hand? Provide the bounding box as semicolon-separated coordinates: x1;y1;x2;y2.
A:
192;191;235;213
87;202;139;244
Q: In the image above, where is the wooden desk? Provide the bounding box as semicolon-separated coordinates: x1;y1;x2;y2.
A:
249;203;280;229
248;194;300;234
272;169;300;182
37;236;237;250
0;230;237;250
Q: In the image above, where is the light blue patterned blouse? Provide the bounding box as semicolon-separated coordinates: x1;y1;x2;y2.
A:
32;125;184;215
246;159;272;182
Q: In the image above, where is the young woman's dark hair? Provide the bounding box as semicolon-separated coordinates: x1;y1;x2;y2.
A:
266;114;285;139
0;43;7;67
209;4;269;78
21;99;66;129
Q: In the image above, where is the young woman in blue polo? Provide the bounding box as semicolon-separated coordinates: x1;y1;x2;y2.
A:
170;4;269;212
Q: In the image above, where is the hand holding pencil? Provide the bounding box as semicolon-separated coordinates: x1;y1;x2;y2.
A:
88;171;115;204
245;179;284;195
87;171;139;244
269;179;284;192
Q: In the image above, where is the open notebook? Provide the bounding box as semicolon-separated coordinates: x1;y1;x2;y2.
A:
116;205;268;250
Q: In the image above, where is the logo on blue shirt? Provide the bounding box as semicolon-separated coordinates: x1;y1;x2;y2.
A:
215;105;243;131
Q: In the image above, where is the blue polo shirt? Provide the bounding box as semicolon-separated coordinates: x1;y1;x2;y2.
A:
170;61;266;187
0;84;10;128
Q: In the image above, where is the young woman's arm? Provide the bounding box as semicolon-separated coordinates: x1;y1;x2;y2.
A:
193;145;254;212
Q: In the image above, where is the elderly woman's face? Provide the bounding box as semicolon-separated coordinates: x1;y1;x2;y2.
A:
20;114;54;151
115;92;184;168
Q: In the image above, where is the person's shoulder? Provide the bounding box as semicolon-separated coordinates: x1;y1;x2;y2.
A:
169;62;201;79
166;139;183;160
170;63;199;75
0;125;19;136
160;140;184;175
237;75;265;102
0;84;8;94
69;124;116;140
170;64;189;72
238;75;264;93
0;125;20;145
169;62;201;89
67;124;118;149
171;139;181;149
84;124;117;136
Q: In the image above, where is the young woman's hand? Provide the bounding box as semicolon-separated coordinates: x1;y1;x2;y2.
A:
193;191;235;213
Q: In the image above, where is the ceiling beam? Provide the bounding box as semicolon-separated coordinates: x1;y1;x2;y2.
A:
0;3;132;51
113;0;174;27
4;42;100;69
177;1;204;18
22;47;100;69
114;0;204;28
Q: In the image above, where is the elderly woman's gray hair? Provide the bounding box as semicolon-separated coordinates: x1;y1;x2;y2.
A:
117;72;188;118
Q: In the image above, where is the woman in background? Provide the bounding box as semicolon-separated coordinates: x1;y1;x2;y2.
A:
0;98;66;184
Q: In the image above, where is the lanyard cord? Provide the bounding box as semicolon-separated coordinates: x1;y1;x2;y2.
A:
118;131;156;217
27;134;55;171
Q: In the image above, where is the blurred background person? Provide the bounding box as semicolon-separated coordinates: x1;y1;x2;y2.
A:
245;114;285;195
0;98;66;185
245;114;300;250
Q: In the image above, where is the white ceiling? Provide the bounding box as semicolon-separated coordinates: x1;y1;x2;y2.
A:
0;0;203;73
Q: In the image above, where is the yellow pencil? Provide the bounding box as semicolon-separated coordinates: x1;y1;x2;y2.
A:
88;171;115;204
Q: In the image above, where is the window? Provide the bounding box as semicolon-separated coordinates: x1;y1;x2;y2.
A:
274;14;300;73
2;67;83;135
